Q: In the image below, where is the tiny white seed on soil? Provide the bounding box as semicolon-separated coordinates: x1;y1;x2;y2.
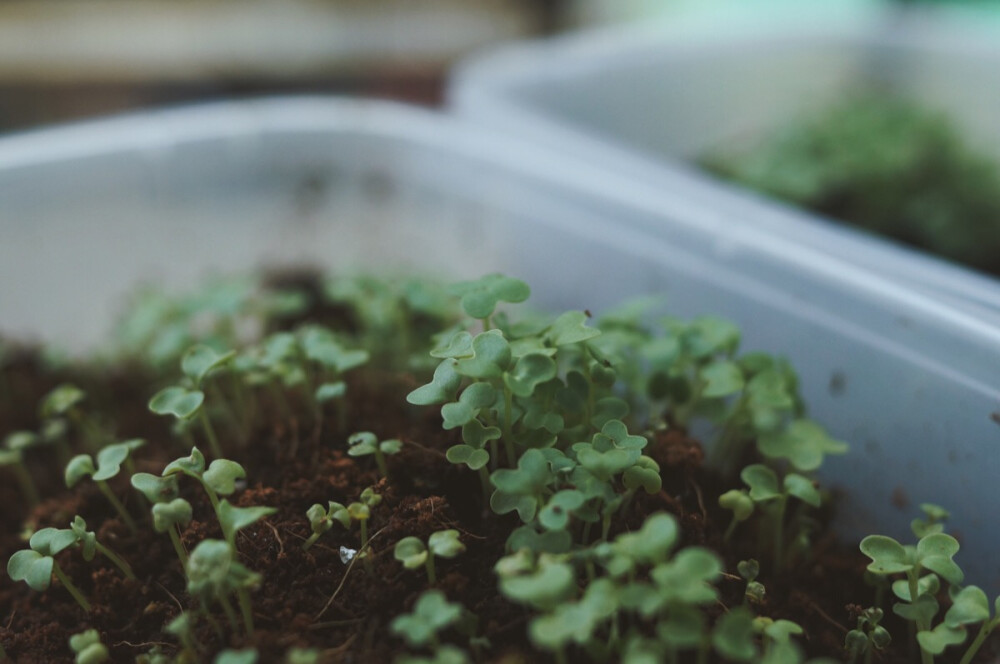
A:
339;546;357;564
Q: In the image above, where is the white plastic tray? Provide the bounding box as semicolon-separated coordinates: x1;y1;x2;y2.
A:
450;6;1000;313
1;98;999;589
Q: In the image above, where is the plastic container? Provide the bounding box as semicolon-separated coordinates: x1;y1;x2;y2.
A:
1;98;999;590
449;5;1000;312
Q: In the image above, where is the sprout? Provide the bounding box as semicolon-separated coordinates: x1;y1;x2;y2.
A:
162;447;247;545
151;498;194;568
65;439;145;533
302;501;350;551
347;431;402;478
737;560;765;606
391;590;464;649
68;629;109;664
846;607;891;664
187;539;261;636
214;649;259;664
448;274;530;327
217;500;276;550
41;384;105;452
394;530;466;585
7;533;92;612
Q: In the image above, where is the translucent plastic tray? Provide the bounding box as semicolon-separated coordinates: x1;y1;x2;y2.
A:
450;6;1000;313
1;98;999;589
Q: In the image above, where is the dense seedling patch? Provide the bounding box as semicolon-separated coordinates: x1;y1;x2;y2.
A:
0;272;993;663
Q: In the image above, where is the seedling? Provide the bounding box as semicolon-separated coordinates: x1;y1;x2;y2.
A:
8;536;92;612
34;516;135;580
162;447;246;542
217;499;276;551
347;431;402;478
740;464;821;571
65;438;145;533
186;539;261;636
302;501;350;551
394;529;466;584
845;607;891;664
164;611;202;662
391;590;464;649
0;440;39;507
448;274;530;330
214;649;259;664
152;498;194;568
41;383;105;452
738;559;765;606
68;629;109;664
719;489;754;543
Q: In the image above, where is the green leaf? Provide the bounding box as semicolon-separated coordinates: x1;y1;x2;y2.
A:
431;330;475;359
614;513;679;565
65;454;96;488
449;274;530;319
758;419;848;472
499;557;576;611
163;447;206;478
29;528;79;556
428;530;465;559
538;490;585;531
40;383;86;418
650;548;721;604
315;382;346;403
893;594;939;624
70;517;97;561
406;360;461;406
131;473;180;503
390;590;463;648
491;449;550;496
699;361;745;398
218;500;276;543
394;537;428;569
149;386;205;420
783;474;821;508
945;586;991;627
69;629;109;664
202;459;246;495
916;623;967;655
347;431;379;456
504;353;557;398
622;456;661;494
92;439;144;481
892;573;939;602
741;464;781;502
455;331;512;379
441;382;497;429
7;549;54;591
461;419;501;449
213;649;259;664
490;491;539;523
686;317;740;358
763;620;803;644
4;430;38;451
446;445;490;471
152;498;194;532
916;533;963;585
713;606;757;661
545;311;601;346
860;535;913;575
719;490;754;521
181;345;236;386
575;444;634;482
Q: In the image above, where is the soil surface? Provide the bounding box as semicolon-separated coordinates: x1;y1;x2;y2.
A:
0;342;995;664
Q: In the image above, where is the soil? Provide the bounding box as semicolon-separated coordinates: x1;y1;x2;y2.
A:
0;339;995;663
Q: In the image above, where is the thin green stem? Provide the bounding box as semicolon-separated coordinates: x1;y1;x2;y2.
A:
53;561;91;612
477;466;492;507
425;554;437;585
374;448;388;478
502;385;516;467
236;587;255;636
723;516;740;544
360;519;373;576
302;532;321;551
199;410;222;458
772;498;787;572
95;541;135;580
97;481;137;534
13;463;39;507
218;594;240;632
959;619;998;664
908;572;933;664
168;526;189;570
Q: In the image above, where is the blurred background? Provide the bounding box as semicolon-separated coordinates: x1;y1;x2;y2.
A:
0;0;996;132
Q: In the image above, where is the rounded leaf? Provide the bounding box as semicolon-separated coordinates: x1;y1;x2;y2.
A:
719;490;754;521
860;535;912;575
428;530;466;559
131;473;180;503
202;459;246;495
406;360;461;406
149;387;204;420
945;586;991;627
29;528;79;556
41;384;85;417
740;464;780;502
699;361;745;398
182;345;235;386
152;498;194;532
218;500;276;542
545;311;600;346
163;447;206;477
450;274;530;319
499;559;575;611
7;549;54;591
783;473;821;508
394;537;428;569
65;454;96;488
446;444;490;471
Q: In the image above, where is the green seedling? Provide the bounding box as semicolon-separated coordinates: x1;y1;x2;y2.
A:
497;552;576;612
448;274;530;329
8;535;92;612
394;529;466;584
41;383;105;452
302;501;350;551
68;629;109;664
860;531;964;664
911;503;950;538
30;516;135;580
720;489;754;543
0;443;39;507
933;585;1000;664
217;499;276;551
65;438;145;533
153;498;194;568
740;464;821;571
284;647;321;664
738;559;766;606
391;590;464;649
527;577;618;662
347;431;402;477
845;607;891;664
186;539;261;636
162;447;246;542
164;611;202;663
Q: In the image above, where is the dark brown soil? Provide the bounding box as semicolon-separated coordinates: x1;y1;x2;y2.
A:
0;343;993;663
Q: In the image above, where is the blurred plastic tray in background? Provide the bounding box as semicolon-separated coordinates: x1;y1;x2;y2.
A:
0;98;999;589
450;4;1000;313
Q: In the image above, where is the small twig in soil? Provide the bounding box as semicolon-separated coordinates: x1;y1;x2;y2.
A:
263;520;285;558
156;581;185;614
326;633;358;658
314;525;389;621
688;476;708;522
403;439;449;460
804;598;849;635
307;617;365;631
112;640;173;649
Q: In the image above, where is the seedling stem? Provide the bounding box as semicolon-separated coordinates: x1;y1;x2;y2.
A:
53;561;91;612
96;481;137;534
